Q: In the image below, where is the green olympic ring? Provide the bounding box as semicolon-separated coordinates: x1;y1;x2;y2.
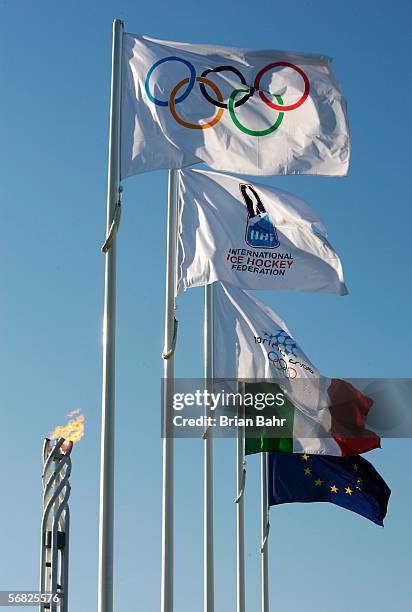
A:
228;88;284;137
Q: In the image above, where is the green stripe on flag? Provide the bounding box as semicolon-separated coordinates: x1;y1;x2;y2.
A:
245;436;293;455
243;382;294;456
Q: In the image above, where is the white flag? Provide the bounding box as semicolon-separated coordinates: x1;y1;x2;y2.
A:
213;282;379;456
121;34;350;178
176;169;347;296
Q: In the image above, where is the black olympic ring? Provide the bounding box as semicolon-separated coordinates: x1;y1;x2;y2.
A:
199;66;255;109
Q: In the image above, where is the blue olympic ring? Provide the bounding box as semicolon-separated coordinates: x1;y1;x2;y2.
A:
144;56;196;107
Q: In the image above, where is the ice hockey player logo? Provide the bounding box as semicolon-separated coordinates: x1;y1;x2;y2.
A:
240;184;280;249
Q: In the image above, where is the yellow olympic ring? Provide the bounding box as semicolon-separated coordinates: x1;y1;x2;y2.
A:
169;76;224;130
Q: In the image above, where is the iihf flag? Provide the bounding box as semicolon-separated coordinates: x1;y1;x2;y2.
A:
176;169;347;296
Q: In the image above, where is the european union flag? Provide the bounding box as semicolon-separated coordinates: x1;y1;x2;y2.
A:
268;452;390;526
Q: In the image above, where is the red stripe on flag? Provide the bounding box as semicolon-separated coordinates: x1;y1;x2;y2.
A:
328;379;381;456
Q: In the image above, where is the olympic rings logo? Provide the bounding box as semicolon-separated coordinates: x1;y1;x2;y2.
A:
268;351;298;379
144;56;310;137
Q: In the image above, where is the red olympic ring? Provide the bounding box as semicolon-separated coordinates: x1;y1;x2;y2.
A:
286;367;297;379
254;61;310;112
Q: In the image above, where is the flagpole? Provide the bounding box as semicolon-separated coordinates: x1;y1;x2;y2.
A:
236;424;245;612
98;18;123;612
261;453;269;612
161;169;179;612
204;283;215;612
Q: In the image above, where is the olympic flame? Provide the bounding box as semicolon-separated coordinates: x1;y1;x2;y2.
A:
49;409;85;446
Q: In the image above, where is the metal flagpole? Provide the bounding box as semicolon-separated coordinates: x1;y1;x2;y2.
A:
204;284;215;612
235;423;245;612
260;452;269;612
161;169;179;612
98;18;123;612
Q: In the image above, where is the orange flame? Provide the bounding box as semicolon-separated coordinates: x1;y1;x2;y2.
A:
49;411;85;445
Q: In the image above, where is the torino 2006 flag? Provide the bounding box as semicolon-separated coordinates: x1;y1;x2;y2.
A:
176;169;347;295
121;34;350;177
213;282;379;456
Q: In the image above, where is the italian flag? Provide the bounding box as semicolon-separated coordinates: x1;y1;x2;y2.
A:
244;379;380;457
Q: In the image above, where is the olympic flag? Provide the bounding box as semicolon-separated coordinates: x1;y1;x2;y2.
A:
213;282;379;456
176;169;347;295
121;34;350;178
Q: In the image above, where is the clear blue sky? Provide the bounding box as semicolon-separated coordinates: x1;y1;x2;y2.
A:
1;1;411;611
